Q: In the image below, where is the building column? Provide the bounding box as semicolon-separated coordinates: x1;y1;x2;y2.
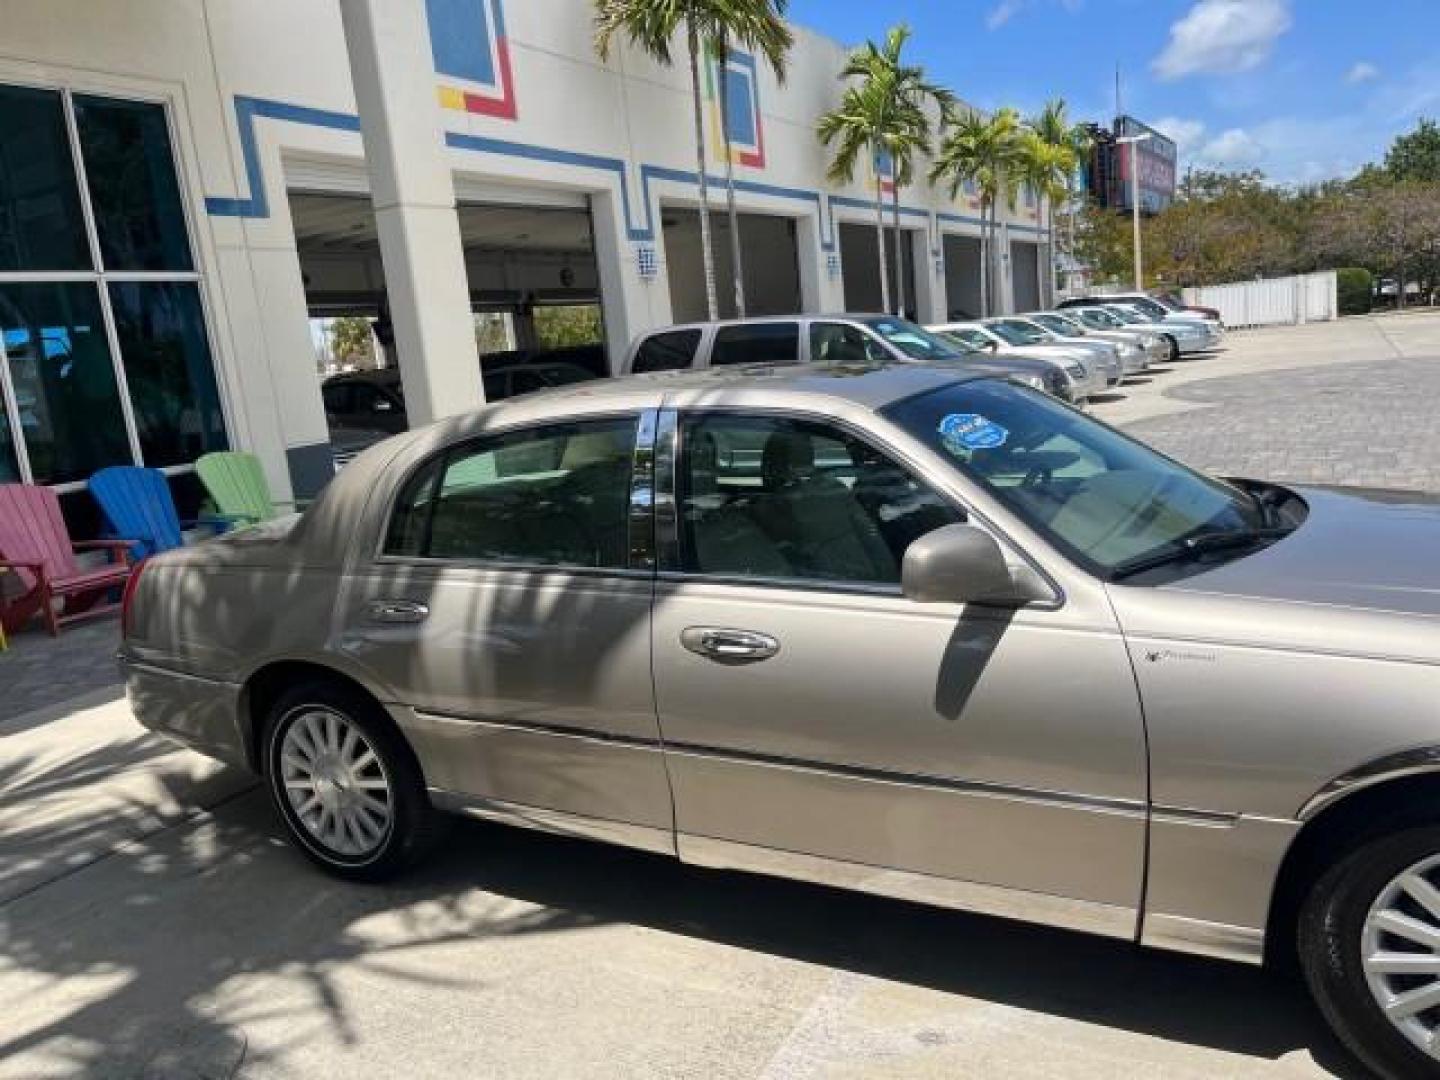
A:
339;0;483;422
591;189;671;373
796;209;844;314
912;221;946;324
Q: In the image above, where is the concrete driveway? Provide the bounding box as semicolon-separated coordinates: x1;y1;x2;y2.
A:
8;314;1440;1079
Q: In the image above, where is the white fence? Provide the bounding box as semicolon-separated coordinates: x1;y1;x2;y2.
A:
1181;272;1338;329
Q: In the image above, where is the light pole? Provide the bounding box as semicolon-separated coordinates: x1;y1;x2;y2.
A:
1116;132;1153;291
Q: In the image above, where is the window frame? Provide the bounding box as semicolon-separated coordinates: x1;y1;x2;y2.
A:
0;80;221;494
657;405;979;597
374;409;657;579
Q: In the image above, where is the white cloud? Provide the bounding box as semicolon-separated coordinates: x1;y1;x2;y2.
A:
985;0;1081;30
1196;128;1265;167
986;0;1025;28
1346;61;1380;85
1152;116;1208;156
1152;0;1292;81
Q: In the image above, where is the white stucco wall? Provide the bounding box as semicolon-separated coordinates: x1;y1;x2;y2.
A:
0;0;1050;496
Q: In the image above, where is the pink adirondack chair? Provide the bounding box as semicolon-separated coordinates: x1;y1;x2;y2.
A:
0;484;136;637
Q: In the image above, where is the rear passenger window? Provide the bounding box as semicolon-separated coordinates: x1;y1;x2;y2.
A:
632;329;701;373
383;417;638;569
710;323;799;367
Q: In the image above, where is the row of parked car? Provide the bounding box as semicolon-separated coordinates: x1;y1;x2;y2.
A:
621;290;1224;407
320;293;1223;465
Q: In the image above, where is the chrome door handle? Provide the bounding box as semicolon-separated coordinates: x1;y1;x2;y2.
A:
367;599;430;624
680;626;780;662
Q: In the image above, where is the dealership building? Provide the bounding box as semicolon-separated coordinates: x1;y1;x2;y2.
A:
0;0;1052;524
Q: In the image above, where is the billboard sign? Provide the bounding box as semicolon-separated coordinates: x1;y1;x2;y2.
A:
1114;115;1177;213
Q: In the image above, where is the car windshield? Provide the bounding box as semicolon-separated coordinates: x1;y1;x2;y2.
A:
1107;308;1145;324
1031;313;1080;336
882;378;1271;579
862;317;974;360
1128;297;1171;319
1078;309;1122;329
941;327;994;350
995;319;1049;345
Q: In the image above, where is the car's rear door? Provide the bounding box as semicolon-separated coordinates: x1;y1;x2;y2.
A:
336;408;674;854
649;404;1148;933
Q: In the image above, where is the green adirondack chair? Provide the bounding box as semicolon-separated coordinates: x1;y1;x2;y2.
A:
195;451;298;526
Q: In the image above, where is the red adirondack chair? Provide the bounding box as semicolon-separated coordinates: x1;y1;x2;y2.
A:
0;484;136;637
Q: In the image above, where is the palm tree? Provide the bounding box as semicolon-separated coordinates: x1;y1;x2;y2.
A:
1016;129;1076;306
930;107;1023;317
1028;99;1091;298
818;25;949;316
710;4;793;317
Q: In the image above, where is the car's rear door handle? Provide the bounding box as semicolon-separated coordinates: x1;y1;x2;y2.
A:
680;626;780;662
367;599;430;624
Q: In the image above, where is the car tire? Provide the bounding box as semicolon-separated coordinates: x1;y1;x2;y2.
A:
1299;827;1440;1079
1162;334;1180;363
262;679;444;881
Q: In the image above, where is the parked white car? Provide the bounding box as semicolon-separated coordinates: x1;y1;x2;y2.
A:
928;322;1107;401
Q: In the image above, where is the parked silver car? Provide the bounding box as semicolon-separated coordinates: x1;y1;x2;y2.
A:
124;364;1440;1079
927;321;1107;401
989;315;1146;377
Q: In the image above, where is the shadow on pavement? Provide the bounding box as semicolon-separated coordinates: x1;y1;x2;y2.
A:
1;764;1363;1078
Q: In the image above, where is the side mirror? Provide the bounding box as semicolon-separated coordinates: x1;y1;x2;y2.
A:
902;524;1049;606
986;341;999;353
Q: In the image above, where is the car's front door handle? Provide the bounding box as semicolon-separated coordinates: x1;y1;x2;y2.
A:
680;626;780;663
367;599;430;624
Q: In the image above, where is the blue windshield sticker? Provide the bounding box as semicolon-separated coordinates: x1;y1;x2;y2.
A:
939;413;1008;453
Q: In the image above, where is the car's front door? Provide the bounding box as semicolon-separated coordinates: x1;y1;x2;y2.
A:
650;408;1148;933
335;410;673;854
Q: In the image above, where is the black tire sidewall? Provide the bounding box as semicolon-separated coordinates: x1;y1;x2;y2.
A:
1300;827;1440;1079
263;680;432;881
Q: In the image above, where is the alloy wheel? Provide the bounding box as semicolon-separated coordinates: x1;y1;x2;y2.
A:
1361;852;1440;1061
278;706;394;859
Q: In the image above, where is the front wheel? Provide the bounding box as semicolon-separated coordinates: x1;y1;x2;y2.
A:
1300;827;1440;1078
263;680;442;881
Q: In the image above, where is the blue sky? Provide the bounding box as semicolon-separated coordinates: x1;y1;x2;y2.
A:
787;0;1440;184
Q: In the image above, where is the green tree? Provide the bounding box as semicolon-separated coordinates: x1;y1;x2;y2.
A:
534;305;604;348
1026;99;1089;301
930;107;1023;316
818;25;948;315
711;2;793;317
1386;118;1440;184
595;0;792;322
329;316;374;368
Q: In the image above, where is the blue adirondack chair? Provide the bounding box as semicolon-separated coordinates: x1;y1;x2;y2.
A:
89;466;232;560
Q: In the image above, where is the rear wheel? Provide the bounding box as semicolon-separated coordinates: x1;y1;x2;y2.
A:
263;680;442;880
1300;827;1440;1078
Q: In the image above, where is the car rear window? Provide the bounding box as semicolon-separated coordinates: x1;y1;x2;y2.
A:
632;329;702;373
710;323;799;367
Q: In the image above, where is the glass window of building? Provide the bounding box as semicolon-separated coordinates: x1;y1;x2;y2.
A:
0;85;225;506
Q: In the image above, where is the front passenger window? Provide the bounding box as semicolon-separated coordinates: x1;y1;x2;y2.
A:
384;417;637;569
677;414;964;586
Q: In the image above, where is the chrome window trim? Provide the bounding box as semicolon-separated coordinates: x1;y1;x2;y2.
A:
627;407;659;571
658;404;1063;606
